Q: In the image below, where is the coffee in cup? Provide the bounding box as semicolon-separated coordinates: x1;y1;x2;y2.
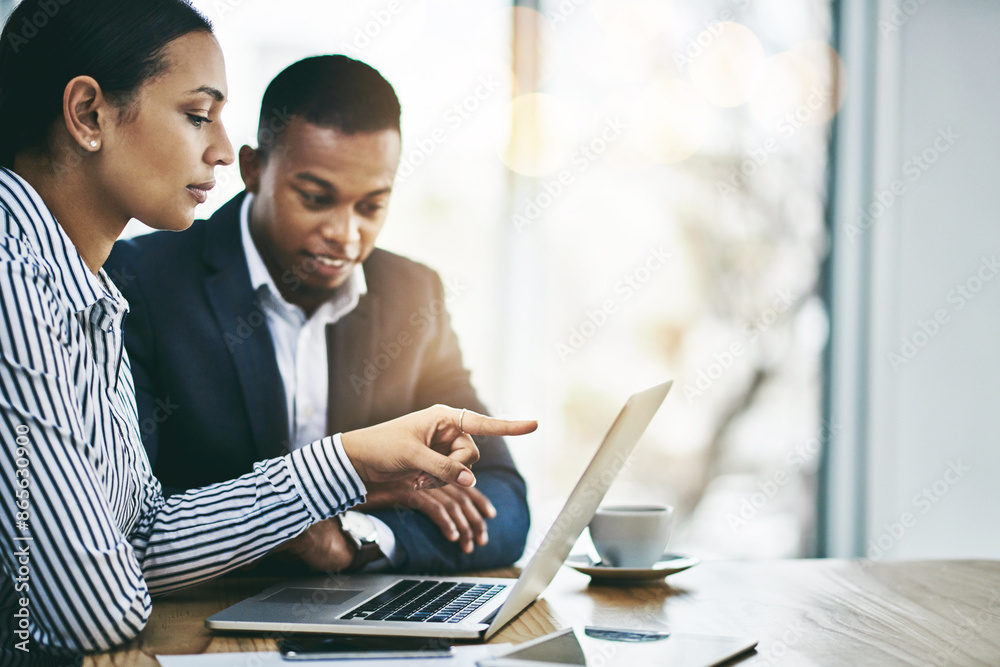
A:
588;505;674;568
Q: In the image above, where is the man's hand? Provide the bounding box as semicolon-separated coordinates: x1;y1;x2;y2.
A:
273;518;355;572
341;406;536;489
358;484;498;555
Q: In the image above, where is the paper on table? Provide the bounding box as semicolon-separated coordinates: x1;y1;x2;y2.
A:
479;628;759;667
156;644;511;667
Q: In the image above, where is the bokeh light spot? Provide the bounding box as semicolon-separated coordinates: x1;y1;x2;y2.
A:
499;93;583;176
750;40;846;131
688;22;767;108
631;78;714;163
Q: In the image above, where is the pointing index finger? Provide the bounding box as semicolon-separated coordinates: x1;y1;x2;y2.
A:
457;410;537;437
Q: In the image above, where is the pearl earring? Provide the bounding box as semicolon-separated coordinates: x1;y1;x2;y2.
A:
90;140;98;149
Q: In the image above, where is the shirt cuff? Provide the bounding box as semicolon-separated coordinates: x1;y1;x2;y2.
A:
286;433;367;521
360;515;405;572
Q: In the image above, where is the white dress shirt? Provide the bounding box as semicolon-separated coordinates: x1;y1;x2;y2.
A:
240;194;400;568
239;194;366;450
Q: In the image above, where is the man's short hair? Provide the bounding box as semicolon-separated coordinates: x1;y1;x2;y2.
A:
256;55;401;157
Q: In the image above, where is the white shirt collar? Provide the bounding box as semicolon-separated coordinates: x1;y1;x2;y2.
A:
239;192;367;323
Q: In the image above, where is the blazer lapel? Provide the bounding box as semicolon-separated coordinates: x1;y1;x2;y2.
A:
326;294;380;435
203;195;290;460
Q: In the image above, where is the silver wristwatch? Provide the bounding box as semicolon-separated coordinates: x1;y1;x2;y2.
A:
337;511;381;571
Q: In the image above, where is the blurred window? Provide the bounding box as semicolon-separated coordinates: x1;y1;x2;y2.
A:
121;0;835;560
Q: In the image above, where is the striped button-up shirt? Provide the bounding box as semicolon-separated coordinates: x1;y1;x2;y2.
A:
0;168;366;661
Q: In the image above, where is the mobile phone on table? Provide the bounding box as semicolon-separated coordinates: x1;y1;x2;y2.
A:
278;635;453;661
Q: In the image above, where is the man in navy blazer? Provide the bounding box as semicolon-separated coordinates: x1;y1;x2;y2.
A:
105;55;528;574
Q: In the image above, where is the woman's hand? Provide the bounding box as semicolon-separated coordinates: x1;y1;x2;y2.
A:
341;406;536;489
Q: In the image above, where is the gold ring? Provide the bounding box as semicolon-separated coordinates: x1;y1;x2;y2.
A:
458;408;467;433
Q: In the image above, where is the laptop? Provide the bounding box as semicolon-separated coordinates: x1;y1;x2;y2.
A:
206;380;673;641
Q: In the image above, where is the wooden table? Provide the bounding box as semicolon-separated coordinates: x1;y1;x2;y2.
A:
86;559;1000;666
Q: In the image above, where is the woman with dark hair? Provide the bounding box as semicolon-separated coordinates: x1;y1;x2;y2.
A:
0;0;534;661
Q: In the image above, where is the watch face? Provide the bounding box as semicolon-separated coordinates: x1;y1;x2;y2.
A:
341;511;378;542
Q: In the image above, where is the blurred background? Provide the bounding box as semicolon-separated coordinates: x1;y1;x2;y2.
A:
192;0;835;562
5;0;994;561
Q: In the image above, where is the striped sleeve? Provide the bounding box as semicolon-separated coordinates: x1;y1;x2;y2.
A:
130;434;366;594
0;254;150;653
0;240;367;655
0;166;372;658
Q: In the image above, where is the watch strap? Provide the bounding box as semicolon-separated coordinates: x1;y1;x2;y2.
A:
338;513;382;571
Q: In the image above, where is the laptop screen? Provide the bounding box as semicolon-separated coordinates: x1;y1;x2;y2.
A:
484;381;673;638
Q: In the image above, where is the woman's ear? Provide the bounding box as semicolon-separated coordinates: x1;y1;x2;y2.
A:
62;75;107;153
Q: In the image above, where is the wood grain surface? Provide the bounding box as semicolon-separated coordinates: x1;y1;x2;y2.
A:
84;559;1000;666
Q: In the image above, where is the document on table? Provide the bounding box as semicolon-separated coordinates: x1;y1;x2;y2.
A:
156;644;511;667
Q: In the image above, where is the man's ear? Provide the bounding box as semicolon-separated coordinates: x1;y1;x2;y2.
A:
239;145;264;194
63;76;108;152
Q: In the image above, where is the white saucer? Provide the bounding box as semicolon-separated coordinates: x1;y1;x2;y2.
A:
564;553;700;583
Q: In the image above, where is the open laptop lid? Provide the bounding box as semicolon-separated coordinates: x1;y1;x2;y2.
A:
484;381;672;638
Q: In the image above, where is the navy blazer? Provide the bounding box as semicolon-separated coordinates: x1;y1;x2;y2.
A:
105;193;529;573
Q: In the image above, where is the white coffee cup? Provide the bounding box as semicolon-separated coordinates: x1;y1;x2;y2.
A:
588;505;674;568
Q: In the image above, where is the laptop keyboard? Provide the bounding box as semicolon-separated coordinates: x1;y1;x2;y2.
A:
341;580;507;623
